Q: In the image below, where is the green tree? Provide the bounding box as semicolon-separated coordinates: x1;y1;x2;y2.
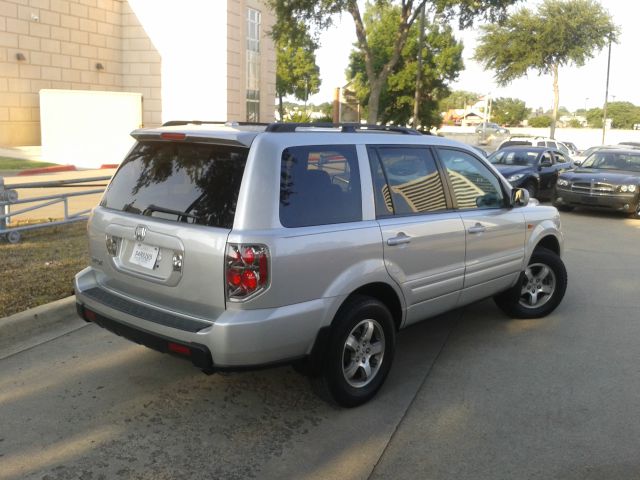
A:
274;22;321;120
491;97;530;126
439;90;481;111
267;0;520;124
567;118;583;128
528;116;552;128
586;107;603;128
605;102;640;129
475;0;618;138
346;2;464;129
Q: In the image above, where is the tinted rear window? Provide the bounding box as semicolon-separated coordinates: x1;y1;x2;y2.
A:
101;141;248;229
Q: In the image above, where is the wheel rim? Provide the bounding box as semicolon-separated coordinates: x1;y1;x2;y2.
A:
519;262;556;309
341;319;385;388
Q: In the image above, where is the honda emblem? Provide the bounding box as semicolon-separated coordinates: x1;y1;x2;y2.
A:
135;225;147;241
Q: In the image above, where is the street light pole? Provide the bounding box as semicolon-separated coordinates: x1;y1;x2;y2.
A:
602;37;612;144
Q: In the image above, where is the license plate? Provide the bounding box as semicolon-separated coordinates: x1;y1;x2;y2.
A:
129;242;159;270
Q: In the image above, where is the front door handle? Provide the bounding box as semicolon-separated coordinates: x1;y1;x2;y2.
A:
387;232;412;246
468;223;486;234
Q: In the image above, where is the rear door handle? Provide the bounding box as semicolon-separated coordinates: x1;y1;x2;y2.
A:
468;223;486;234
387;233;412;246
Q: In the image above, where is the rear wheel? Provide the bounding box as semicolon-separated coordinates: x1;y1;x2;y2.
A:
313;295;395;407
494;247;567;319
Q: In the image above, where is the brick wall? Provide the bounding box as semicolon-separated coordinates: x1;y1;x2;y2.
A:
0;0;161;146
227;0;276;123
1;0;276;146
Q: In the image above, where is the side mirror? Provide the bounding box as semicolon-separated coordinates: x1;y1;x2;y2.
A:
540;159;552;168
512;188;530;207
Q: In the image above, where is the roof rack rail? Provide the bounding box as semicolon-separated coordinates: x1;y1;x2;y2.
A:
264;122;424;135
264;122;334;132
162;120;270;127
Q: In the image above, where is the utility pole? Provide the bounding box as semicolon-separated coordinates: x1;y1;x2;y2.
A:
602;37;612;144
412;3;426;130
333;87;340;124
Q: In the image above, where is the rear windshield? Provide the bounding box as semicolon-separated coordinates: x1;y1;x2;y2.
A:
101;141;248;229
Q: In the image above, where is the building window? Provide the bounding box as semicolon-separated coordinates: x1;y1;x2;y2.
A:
246;8;261;122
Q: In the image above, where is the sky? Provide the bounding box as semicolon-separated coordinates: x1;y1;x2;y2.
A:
308;0;638;112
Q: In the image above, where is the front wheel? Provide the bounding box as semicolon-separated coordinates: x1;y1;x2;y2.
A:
628;203;640;219
494;247;567;319
313;296;396;407
523;181;538;199
557;205;574;212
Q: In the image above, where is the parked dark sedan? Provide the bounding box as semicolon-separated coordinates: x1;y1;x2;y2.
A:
488;146;573;199
552;149;640;218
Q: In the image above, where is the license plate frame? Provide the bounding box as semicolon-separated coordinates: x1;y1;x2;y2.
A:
129;242;160;270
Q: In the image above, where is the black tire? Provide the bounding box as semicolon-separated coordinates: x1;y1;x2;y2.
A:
523;181;538;199
557;205;574;212
312;295;396;408
628;204;640;219
494;247;567;319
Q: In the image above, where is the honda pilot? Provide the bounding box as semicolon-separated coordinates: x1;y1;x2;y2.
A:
75;122;567;407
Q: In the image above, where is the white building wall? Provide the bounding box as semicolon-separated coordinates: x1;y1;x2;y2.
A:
127;0;228;123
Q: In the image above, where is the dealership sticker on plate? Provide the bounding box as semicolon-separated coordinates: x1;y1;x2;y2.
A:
130;242;159;270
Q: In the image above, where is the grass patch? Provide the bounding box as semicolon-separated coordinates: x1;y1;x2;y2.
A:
0;157;57;170
0;221;89;318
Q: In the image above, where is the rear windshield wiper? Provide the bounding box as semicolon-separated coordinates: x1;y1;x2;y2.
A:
143;204;200;221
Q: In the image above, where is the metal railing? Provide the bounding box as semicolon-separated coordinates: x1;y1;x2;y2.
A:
0;175;110;243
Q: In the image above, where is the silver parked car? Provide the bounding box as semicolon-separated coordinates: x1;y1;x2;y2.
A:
75;122;567;407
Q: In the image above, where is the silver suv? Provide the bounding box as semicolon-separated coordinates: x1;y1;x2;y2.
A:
75;122;567;407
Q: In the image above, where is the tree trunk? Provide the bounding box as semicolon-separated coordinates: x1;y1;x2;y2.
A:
550;63;559;139
346;0;416;125
367;80;383;124
412;4;427;129
278;94;284;122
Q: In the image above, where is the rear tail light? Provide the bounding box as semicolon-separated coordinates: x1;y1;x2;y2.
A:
226;243;269;301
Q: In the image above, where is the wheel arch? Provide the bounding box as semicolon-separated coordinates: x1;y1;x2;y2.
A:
303;282;405;376
341;282;404;332
534;234;561;256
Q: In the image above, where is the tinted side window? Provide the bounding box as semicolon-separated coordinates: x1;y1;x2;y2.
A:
280;145;362;227
438;149;505;210
101;141;248;229
370;147;447;215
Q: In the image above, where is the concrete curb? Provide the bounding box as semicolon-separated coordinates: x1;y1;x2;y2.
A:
0;296;87;359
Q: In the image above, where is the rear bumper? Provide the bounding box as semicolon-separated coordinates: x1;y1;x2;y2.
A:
76;302;215;371
553;189;638;213
75;267;335;369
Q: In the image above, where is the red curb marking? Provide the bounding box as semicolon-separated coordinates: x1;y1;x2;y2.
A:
17;165;77;176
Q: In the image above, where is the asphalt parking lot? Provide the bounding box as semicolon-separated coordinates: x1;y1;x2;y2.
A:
1;208;639;480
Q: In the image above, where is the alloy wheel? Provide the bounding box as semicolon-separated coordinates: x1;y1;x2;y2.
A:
341;319;385;388
519;262;557;309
